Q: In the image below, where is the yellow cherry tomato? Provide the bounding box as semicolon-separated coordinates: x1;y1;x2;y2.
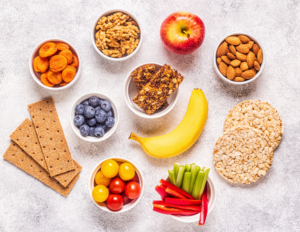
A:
95;171;111;186
119;162;135;181
92;185;109;202
101;159;119;178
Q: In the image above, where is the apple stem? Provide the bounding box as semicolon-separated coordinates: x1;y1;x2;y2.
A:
183;30;190;38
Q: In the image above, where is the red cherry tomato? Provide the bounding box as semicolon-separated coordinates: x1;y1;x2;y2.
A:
121;191;132;205
125;181;141;199
126;173;139;184
106;194;123;211
109;177;125;194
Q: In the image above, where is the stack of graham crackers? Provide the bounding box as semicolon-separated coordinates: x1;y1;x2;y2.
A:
3;97;82;196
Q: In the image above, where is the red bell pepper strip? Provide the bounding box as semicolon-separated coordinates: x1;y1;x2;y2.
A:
160;184;167;190
153;205;199;216
152;201;201;211
165;197;201;206
199;185;208;226
160;179;195;199
165;187;187;199
155;185;170;200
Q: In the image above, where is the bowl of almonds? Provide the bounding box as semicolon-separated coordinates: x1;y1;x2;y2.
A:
213;33;264;84
92;9;142;61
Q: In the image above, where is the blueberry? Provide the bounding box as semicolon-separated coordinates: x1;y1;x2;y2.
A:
80;124;89;136
95;106;101;113
89;127;95;137
96;123;107;131
94;126;105;137
107;110;113;118
77;122;87;129
75;104;84;115
89;96;100;107
101;100;112;112
105;117;115;127
74;115;85;126
95;109;107;123
84;106;95;119
99;99;104;106
81;100;89;106
86;118;96;127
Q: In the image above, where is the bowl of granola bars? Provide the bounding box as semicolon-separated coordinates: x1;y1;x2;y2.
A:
124;63;184;119
92;9;142;61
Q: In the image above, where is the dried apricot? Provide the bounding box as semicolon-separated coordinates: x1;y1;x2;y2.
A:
62;66;76;82
39;42;57;58
50;55;67;72
70;55;79;67
56;42;69;51
36;56;49;73
47;71;62;84
33;57;41;72
41;73;54;87
59;50;73;64
59;81;69;86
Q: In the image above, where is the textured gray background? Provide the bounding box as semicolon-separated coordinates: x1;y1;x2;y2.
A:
0;0;299;231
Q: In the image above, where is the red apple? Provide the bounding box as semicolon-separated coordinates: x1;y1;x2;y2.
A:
160;12;205;55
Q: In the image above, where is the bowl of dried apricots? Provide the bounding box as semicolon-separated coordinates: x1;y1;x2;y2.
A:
29;39;81;90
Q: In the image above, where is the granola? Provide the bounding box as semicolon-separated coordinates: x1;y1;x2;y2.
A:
132;64;184;115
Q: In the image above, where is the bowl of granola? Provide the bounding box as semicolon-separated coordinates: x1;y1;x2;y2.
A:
92;9;142;61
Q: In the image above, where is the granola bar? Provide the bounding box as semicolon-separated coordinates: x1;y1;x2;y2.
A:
131;64;157;92
132;64;184;115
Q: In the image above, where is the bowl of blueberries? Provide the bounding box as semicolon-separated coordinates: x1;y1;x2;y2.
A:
71;93;119;142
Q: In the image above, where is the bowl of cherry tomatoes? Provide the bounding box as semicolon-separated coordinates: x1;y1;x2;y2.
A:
89;157;144;213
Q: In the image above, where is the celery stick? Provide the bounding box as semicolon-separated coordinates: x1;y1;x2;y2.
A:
189;165;200;194
175;165;186;188
168;170;176;185
185;164;191;172
182;172;191;193
199;167;210;199
192;170;205;199
173;163;180;181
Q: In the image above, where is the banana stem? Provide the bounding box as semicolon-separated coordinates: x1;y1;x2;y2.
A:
128;132;142;143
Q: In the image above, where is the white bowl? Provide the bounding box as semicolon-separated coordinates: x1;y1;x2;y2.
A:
29;38;81;90
89;157;144;213
124;62;179;119
91;9;142;61
213;33;265;85
70;93;119;142
171;176;216;223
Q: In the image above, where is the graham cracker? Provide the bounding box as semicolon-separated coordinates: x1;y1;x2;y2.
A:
9;118;82;187
27;97;75;176
3;142;79;197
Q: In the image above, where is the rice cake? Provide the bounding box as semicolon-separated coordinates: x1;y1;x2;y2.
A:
213;126;274;184
224;100;283;150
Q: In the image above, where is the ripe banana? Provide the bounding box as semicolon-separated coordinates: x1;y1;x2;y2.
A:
129;89;208;158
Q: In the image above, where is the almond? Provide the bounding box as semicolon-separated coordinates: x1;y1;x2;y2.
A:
257;49;263;64
218;61;228;76
236;52;247;61
252;44;259;56
247;40;254;49
227;52;236;59
236;44;250;54
217;57;222;64
231;59;241;67
240;62;249;71
234;77;245;82
217;42;228;57
221;55;231;65
225;36;241;46
254;61;260;71
250;68;257;74
235;68;243;77
229;45;236;55
226;65;235;80
247;51;256;68
241;69;256;79
238;35;250;44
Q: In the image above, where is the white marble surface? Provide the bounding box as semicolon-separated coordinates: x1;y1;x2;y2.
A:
0;0;299;231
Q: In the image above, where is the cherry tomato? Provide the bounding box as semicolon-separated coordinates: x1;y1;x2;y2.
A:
127;173;139;184
106;194;124;211
119;162;135;181
95;171;111;186
109;177;125;194
121;191;132;205
125;181;141;199
92;185;109;202
101;159;119;178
